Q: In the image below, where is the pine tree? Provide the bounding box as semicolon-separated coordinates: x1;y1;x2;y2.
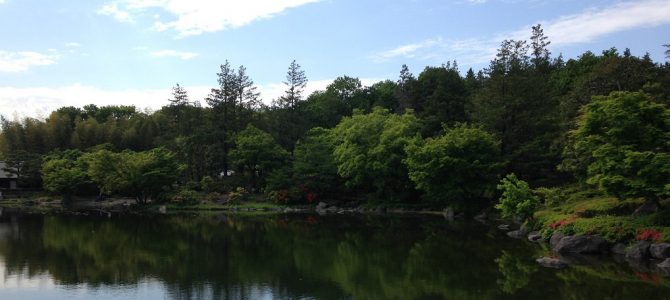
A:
395;64;417;112
278;60;308;110
530;24;551;69
169;83;190;106
205;60;240;177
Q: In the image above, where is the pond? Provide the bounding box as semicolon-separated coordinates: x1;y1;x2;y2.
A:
0;211;668;299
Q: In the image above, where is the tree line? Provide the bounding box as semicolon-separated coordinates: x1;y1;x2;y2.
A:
1;25;668;209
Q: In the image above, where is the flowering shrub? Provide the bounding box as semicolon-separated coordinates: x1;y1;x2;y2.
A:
306;191;317;203
268;189;291;203
636;228;662;241
549;216;576;229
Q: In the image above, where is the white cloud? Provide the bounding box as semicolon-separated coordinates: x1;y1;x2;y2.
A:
0;78;385;119
371;38;443;63
257;77;384;104
149;49;198;60
0;84;212;119
0;51;58;72
372;0;670;65
98;0;323;37
530;0;670;46
97;3;134;23
65;42;81;48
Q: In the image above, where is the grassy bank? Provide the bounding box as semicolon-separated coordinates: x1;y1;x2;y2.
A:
532;186;670;243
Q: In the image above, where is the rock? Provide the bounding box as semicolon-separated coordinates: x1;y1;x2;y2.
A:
473;210;487;222
658;258;670;269
650;243;670;259
625;256;655;273
625;241;651;259
443;207;455;221
550;232;565;249
554;235;609;254
536;257;568;269
158;205;166;214
507;230;526;239
632;201;659;217
316;202;328;210
497;224;511;231
527;231;542;243
611;243;627;255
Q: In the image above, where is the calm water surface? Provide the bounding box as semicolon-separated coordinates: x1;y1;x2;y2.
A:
0;211;668;299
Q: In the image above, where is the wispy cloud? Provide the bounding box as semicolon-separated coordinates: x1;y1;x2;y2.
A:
371;0;670;65
0;50;58;72
149;49;198;60
98;0;323;37
371;38;444;63
530;0;670;46
65;42;81;48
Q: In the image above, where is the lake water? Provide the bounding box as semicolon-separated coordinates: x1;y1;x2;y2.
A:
0;211;668;299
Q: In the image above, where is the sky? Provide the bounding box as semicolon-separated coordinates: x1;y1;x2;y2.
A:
1;0;669;119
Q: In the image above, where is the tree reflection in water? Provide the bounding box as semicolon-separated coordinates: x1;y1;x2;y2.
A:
0;213;668;299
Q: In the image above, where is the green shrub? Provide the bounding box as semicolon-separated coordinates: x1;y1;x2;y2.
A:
200;176;216;193
495;174;539;221
228;187;248;203
204;192;224;203
171;189;200;205
534;187;565;207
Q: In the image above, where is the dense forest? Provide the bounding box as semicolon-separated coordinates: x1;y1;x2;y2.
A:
1;25;669;214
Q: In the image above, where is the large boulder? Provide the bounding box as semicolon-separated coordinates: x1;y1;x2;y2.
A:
625;241;651;259
554;235;609;254
536;257;568;269
550;232;565;249
650;243;670;259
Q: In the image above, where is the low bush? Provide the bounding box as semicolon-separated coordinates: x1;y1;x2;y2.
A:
171;189;200;205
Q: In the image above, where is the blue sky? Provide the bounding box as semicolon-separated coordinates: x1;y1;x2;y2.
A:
1;0;669;118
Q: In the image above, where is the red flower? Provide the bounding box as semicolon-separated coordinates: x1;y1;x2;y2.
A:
636;229;662;242
306;192;317;203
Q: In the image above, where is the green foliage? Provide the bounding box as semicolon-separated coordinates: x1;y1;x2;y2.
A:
2;31;670;212
495;174;539;220
331;107;420;201
1;150;42;188
228;187;249;202
533;187;566;206
41;150;90;202
199;176;216;193
80;149;123;195
230;125;290;191
404;124;503;208
171;189;200;205
116;147;185;203
567;91;670;201
292;127;341;196
414;66;469;135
